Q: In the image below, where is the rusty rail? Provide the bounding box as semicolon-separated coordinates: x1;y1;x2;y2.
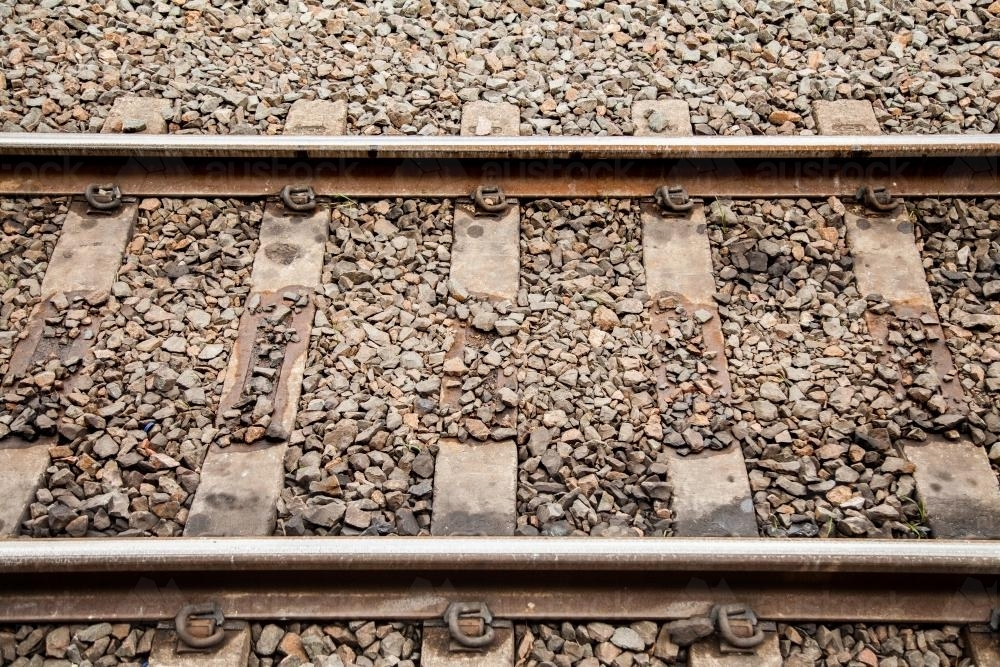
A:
0;134;996;198
0;538;998;624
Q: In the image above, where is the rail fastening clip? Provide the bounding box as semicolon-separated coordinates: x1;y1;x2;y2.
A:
444;601;496;650
174;601;227;651
857;185;901;212
85;183;122;212
280;184;317;213
471;185;510;216
654;185;694;214
712;603;766;650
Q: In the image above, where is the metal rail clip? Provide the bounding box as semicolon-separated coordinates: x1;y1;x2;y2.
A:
444;601;496;650
654;185;694;214
471;185;510;216
85;183;122;212
857;185;900;212
174;602;227;651
280;184;317;213
712;603;766;651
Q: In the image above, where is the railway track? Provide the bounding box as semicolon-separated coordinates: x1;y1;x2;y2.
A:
0;98;999;666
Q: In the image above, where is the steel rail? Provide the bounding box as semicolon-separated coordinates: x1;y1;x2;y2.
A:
1;537;999;573
1;538;999;624
0;133;997;199
0;133;999;158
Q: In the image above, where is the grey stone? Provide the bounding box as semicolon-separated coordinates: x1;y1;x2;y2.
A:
610;627;645;651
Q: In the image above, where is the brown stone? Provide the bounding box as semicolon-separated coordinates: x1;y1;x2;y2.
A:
857;647;879;667
768;109;802;124
653;626;679;661
817;226;839;243
667;617;715;646
594;642;622;663
593;305;620;331
45;626;71;658
632;100;692;136
244;425;266;443
278;632;308;661
826;486;854;505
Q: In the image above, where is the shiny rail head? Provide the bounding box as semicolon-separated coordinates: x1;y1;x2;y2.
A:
0;133;999;159
1;537;1000;574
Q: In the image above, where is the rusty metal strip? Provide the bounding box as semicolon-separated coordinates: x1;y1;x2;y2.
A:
0;566;996;625
0;155;996;198
3;292;101;386
216;291;314;443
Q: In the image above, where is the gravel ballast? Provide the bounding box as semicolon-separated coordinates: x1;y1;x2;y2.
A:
0;198;64;384
516;621;972;666
0;623;154;667
1;1;997;136
516;621;679;666
17;198;258;537
918;198;1000;469
710;198;934;538
277;198;677;538
515;199;671;537
250;621;420;667
6;193;992;541
781;623;969;667
275;199;454;537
